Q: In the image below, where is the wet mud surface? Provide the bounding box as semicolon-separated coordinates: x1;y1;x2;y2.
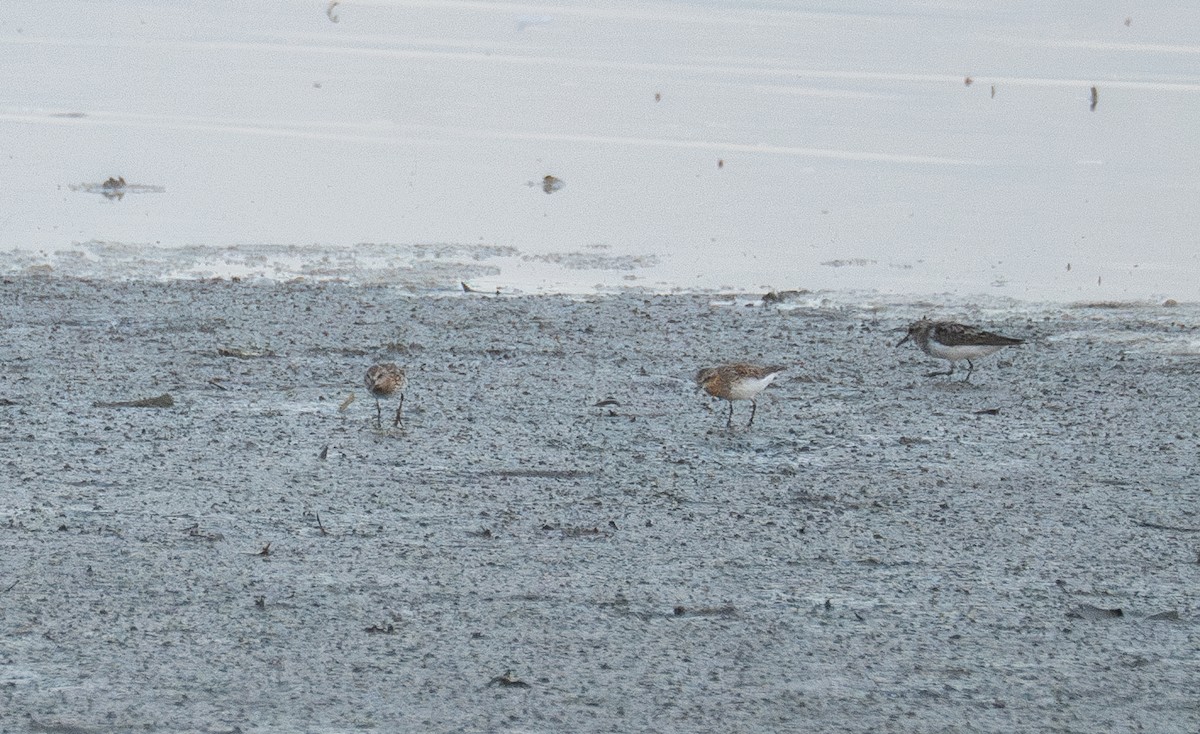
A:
1;278;1198;733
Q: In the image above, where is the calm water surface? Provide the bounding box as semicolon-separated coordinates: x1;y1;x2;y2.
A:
2;0;1198;300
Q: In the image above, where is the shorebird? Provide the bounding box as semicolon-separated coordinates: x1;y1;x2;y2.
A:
695;363;786;428
897;320;1023;381
364;363;407;428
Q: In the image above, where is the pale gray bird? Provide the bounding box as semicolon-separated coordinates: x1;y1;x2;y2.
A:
897;320;1023;381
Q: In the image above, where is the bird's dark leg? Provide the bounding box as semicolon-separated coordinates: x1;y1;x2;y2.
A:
393;393;405;426
747;399;758;428
374;398;383;429
725;400;734;428
963;360;975;382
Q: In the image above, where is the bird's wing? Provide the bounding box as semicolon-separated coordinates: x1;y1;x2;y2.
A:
933;323;1022;347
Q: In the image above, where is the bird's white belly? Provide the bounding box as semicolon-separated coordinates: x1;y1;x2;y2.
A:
728;374;778;400
927;342;1003;361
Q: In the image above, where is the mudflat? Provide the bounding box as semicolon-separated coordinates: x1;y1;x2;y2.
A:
1;277;1197;733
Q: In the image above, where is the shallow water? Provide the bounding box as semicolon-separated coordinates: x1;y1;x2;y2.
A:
2;1;1198;300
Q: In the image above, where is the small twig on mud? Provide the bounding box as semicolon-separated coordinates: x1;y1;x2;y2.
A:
489;670;531;688
255;542;272;556
1;579;17;594
1136;520;1200;533
315;513;327;536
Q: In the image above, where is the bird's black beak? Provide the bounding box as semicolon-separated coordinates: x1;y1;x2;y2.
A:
896;333;911;347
